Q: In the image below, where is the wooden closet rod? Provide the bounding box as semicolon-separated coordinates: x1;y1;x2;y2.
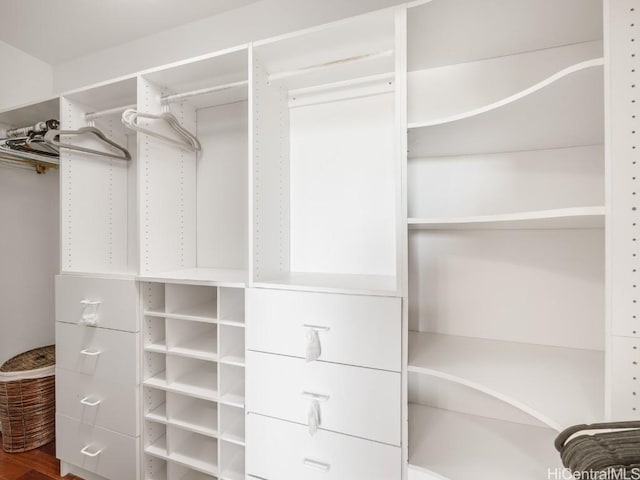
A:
160;80;248;104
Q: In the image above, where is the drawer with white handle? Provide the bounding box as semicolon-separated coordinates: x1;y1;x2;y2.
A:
56;369;139;437
247;413;401;480
56;413;139;480
247;350;401;445
56;274;138;332
56;322;138;382
246;288;401;371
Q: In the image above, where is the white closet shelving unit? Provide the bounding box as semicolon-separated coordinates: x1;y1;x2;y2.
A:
405;0;605;479
136;47;249;480
250;9;402;296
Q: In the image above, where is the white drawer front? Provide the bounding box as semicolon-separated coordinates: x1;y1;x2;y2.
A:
247;413;401;480
246;288;401;371
56;369;139;437
56;413;139;480
247;351;400;445
56;322;138;383
56;274;138;332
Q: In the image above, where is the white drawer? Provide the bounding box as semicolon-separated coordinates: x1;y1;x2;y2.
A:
247;351;400;445
56;413;139;480
56;274;138;332
247;413;401;480
56;369;139;437
56;322;138;383
246;288;401;371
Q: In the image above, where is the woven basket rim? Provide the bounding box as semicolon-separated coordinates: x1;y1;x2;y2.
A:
0;345;54;373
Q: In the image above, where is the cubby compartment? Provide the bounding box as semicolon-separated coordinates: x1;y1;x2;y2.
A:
165;284;218;321
219;404;245;446
145;420;169;460
219;441;245;480
60;77;138;274
145;387;168;424
218;288;244;327
167;319;217;362
137;47;249;285
250;9;401;296
170;427;219;477
145;456;168;480
219;364;244;408
145;316;167;353
144;352;168;389
167;356;218;401
168;393;218;438
219;325;244;366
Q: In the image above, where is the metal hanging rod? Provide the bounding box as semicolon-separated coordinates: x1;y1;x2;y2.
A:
161;80;249;104
268;49;394;82
86;104;137;121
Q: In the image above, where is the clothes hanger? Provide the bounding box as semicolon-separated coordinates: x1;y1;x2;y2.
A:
43;126;132;161
121;108;201;152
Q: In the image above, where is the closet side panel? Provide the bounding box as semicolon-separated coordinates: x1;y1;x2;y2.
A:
138;77;197;275
60;97;130;273
608;0;640;420
251;57;290;282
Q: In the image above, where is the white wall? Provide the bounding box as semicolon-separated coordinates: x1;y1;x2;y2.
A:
0;40;53;110
53;0;404;92
0;166;58;365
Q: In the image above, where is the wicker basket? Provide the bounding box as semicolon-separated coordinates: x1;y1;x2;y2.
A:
0;345;55;453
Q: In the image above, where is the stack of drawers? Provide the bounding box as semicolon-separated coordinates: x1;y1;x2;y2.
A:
245;288;402;480
55;275;140;480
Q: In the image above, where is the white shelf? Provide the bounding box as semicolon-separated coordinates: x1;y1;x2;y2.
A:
146;341;168;354
408;332;603;430
220;353;245;367
219;419;246;446
145;302;217;323
172;402;219;438
219;452;245;480
408;404;561;480
408;206;605;230
408;61;603;158
254;272;397;297
145;436;169;461
139;268;246;287
146;404;168;424
144;371;218;402
172;332;218;362
172;441;219;477
219;390;245;409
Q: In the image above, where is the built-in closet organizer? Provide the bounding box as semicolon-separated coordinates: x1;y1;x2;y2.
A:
136;46;249;480
246;8;404;480
55;78;140;480
405;1;605;479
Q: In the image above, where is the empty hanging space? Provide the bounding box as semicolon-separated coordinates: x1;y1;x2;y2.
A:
406;1;605;479
60;78;137;274
137;47;249;285
251;10;400;296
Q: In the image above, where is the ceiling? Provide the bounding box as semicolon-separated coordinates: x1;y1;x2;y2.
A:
0;0;260;65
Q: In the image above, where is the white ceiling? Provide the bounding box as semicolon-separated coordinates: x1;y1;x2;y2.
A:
0;0;260;65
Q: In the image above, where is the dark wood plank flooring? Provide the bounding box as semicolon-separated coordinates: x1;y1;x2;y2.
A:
0;434;82;480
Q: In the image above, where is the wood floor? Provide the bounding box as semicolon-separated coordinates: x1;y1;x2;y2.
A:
0;434;82;480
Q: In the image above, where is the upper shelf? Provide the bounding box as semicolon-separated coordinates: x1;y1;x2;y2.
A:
408;206;605;230
408;60;604;157
408;0;602;70
408;331;604;431
253;272;398;297
139;268;247;288
408;404;561;480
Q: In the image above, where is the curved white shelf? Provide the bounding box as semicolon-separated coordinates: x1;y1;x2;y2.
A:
409;58;603;129
408;332;603;431
408;60;604;158
408;206;604;230
408;404;561;480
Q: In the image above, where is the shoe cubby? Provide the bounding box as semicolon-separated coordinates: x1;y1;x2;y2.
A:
142;282;245;480
250;9;401;296
60;77;138;275
137;47;249;285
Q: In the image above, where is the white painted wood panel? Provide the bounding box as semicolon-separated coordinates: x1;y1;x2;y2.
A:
247;351;401;445
55;274;138;332
56;369;139;437
246;288;401;371
56;413;139;480
56;322;139;382
610;336;640;421
247;414;401;480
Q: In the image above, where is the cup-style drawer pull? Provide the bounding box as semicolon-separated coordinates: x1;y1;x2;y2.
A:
80;445;103;457
80;348;101;356
80;300;101;326
303;324;330;332
302;391;330;402
303;458;330;472
80;396;101;407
